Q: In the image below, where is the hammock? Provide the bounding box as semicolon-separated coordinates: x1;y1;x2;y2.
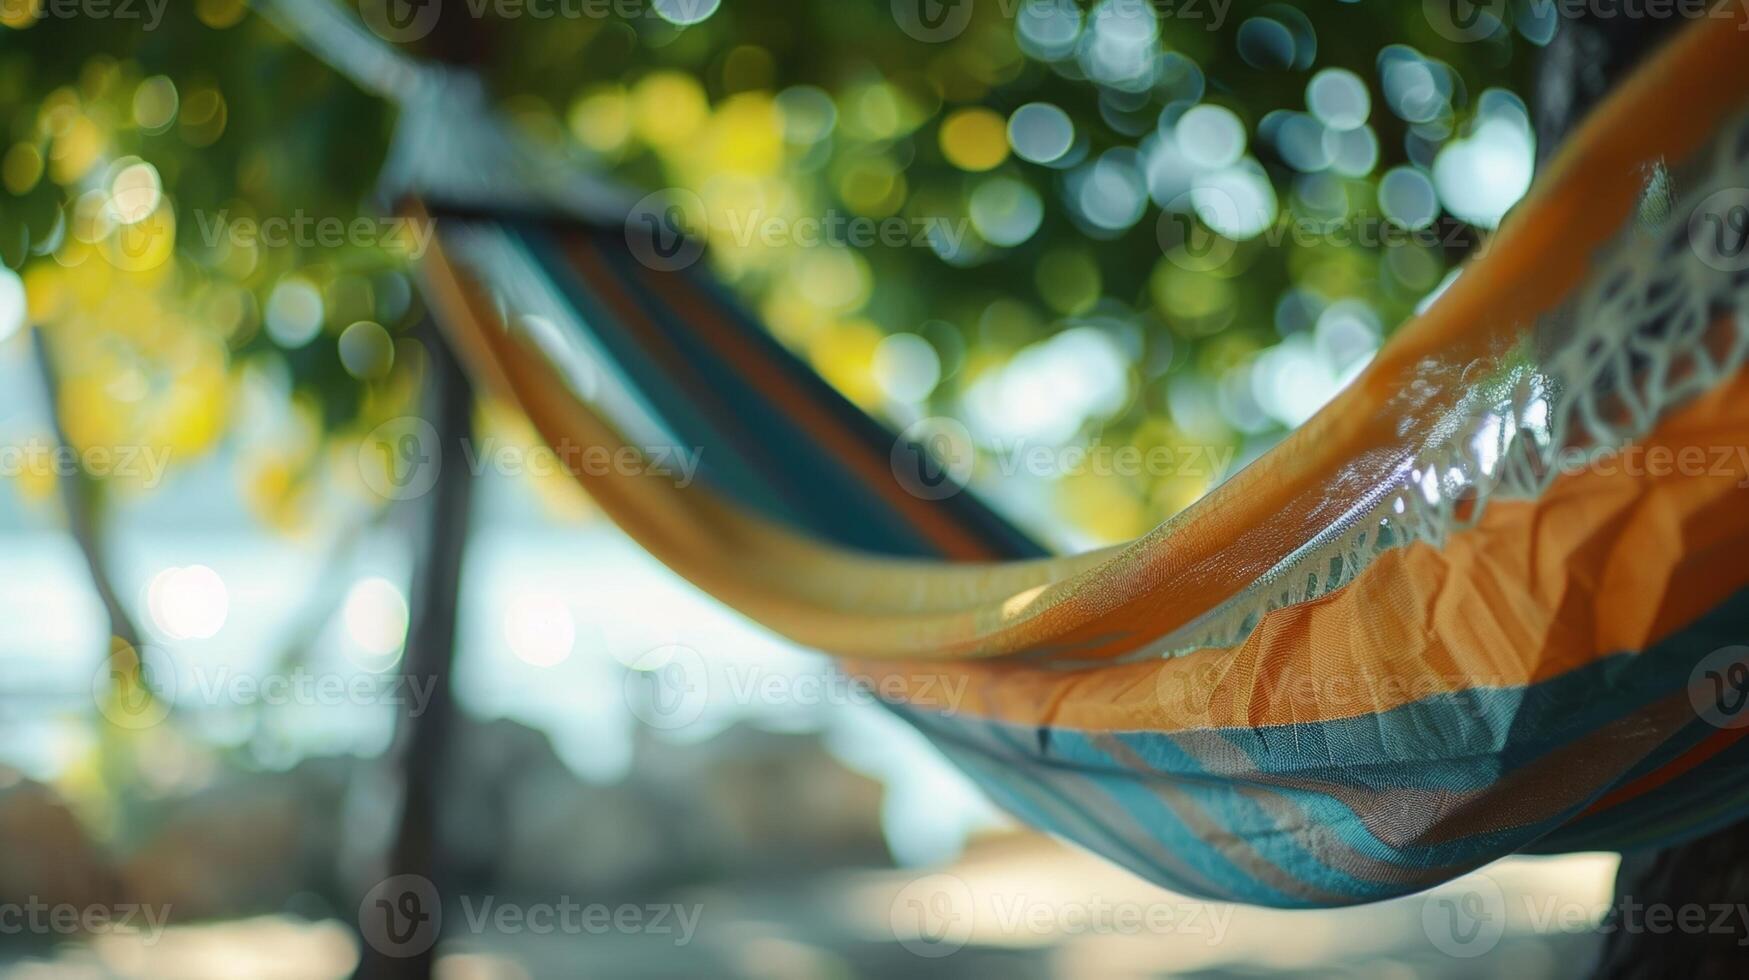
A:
269;3;1749;906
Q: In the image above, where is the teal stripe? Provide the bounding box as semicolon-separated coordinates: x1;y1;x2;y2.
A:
883;587;1749;905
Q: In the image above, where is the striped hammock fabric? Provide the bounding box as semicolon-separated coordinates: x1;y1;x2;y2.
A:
405;17;1749;906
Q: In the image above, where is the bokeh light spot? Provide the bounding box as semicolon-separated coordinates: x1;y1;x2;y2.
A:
1379;166;1439;229
344;577;409;661
969;176;1044;247
1236;17;1296;71
1007;102;1074;165
0;267;26;343
132;75;179;131
873;333;942;404
504;592;576;667
1307;68;1371;131
652;0;721;26
940;108;1010;172
1176;104;1246;170
265;277;325;350
148;565;230;641
338;320;395;380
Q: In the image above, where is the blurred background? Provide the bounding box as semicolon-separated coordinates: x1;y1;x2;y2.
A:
0;0;1631;976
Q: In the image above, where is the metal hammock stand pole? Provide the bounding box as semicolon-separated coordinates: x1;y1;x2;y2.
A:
248;5;474;978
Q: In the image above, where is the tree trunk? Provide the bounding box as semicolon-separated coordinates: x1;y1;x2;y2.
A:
1533;13;1676;166
30;327;142;651
1593;828;1749;979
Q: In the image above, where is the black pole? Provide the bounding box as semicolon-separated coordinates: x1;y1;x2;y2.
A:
352;323;474;980
352;8;494;972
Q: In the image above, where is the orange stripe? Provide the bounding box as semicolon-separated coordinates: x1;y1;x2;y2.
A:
851;363;1749;730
